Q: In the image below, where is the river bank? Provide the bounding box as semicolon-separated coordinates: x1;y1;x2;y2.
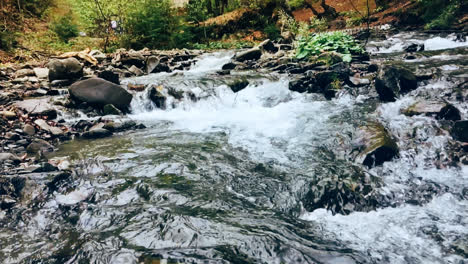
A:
1;29;467;263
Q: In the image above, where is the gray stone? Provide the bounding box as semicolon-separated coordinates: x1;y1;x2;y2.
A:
403;101;461;121
129;65;144;76
148;86;166;109
23;124;36;136
16;69;35;78
34;119;63;135
82;128;112;139
0;153;20;162
33;67;49;79
69;78;133;111
26;139;54;155
375;66;418;102
234;48;262;62
48;58;83;81
14;98;59;119
103;104;122;115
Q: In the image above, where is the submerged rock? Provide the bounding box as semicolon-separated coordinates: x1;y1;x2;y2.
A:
375;66;417;102
48;58;83;81
82;128;112;139
69;78;133;111
26;139;54;155
354;122;399;168
451;121;468;142
303;163;379;215
228;79;249;93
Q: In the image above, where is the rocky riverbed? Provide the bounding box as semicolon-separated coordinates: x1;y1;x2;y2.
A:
0;29;467;263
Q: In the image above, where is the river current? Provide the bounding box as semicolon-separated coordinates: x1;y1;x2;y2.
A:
1;33;467;264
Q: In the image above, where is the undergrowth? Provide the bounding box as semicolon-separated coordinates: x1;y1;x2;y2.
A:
296;32;364;62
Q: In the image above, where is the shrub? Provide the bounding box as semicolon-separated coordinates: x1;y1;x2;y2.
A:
309;17;328;32
264;24;281;40
51;12;79;43
417;0;463;29
124;0;178;49
296;32;364;62
0;30;18;51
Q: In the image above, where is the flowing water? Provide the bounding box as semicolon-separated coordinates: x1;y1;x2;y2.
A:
1;33;467;264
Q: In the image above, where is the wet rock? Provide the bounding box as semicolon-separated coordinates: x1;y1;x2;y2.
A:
222;62;237;70
48;58;83;81
103;104;122;115
451;121;468;142
0;153;20;163
228;79;249;93
98;70;120;85
32;162;59;173
34;119;63;136
375;66;418;102
82;128;112;139
128;84;146;92
148;86;166;109
69;78;133;111
146;56;159;73
303;164;379;215
33;68;49;79
258;39;278;53
0;111;16;120
23;124;36;136
403;43;424;52
354;122;399;168
403;101;461;121
234;48;262;62
129;65;144;76
26;139;54;155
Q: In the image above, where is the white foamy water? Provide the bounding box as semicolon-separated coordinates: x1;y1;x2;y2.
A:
300;193;467;264
368;33;468;54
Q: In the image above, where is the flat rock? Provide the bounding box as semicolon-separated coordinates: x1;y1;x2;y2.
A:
15;98;59;119
34;119;63;135
403;101;461;120
33;67;49;79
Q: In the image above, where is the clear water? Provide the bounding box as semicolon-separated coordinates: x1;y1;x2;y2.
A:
1;35;467;264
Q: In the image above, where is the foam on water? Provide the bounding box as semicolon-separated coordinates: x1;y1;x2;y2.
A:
368;33;468;54
300;193;467;264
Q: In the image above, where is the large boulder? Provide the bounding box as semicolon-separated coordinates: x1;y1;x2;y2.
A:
375;66;418;102
48;58;83;81
451;121;468;142
233;48;262;62
69;78;133;111
353;122;399;168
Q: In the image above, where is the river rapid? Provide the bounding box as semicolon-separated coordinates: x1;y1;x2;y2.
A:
1;32;467;263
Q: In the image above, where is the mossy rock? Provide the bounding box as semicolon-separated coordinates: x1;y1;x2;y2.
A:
354;121;399;168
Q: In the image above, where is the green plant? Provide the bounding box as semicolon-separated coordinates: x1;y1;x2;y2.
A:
124;0;178;49
0;30;18;51
309;17;327;32
295;31;364;62
417;0;463;29
264;24;281;40
51;12;79;43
